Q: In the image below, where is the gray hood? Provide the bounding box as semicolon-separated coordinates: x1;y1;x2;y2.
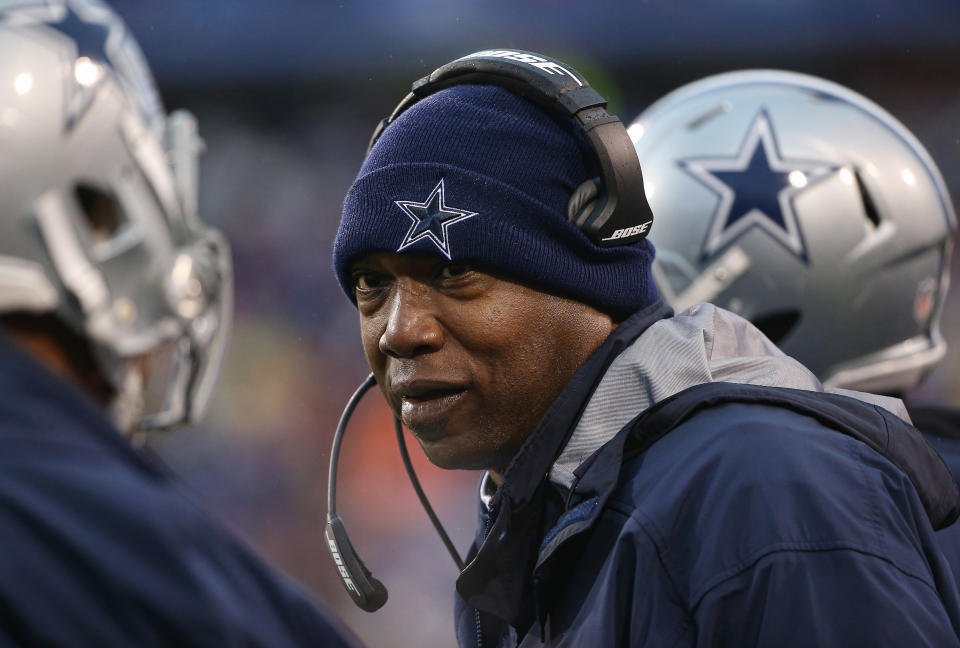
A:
550;303;910;488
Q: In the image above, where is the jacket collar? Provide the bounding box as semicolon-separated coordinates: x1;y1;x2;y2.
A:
526;380;960;637
611;382;960;529
0;331;162;474
537;380;960;604
455;300;672;627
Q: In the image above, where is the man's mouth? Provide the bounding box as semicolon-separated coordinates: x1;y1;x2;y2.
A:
393;380;468;433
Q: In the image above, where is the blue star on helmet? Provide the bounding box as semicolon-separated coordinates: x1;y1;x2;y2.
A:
51;2;110;63
679;110;838;263
395;179;478;259
0;0;163;131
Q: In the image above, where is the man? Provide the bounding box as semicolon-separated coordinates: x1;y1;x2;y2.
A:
333;51;960;646
0;1;358;645
629;69;960;572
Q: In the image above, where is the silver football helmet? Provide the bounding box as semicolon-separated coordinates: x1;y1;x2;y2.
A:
630;70;955;394
0;0;232;431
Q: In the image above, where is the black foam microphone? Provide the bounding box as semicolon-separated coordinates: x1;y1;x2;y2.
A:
326;373;464;612
325;374;388;612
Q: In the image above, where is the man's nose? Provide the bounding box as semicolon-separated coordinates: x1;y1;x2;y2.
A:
378;284;443;358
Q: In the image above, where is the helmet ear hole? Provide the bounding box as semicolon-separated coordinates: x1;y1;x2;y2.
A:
751;309;802;345
567;177;601;225
75;184;125;243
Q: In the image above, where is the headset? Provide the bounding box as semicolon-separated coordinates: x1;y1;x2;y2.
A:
366;49;654;247
326;49;651;613
325;375;464;612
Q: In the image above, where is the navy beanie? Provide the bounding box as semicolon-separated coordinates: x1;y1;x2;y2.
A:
333;84;659;319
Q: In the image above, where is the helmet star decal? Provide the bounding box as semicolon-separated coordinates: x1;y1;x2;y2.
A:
0;0;163;132
679;110;838;263
395;179;478;259
50;2;110;64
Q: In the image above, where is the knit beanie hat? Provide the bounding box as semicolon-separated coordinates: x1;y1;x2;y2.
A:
333;84;659;319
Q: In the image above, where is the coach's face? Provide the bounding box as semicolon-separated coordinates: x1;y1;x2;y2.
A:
351;253;616;478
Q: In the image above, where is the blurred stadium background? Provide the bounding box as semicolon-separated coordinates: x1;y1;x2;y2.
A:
108;1;960;646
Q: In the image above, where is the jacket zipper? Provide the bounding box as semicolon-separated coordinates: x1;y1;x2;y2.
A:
474;513;493;647
474;608;484;648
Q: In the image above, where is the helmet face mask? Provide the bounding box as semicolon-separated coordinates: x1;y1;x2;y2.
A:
0;0;232;431
631;70;956;394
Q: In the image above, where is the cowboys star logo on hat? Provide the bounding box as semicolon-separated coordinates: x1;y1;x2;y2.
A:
680;110;839;263
394;179;478;259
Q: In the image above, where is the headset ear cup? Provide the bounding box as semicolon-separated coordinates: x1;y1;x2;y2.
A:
567;177;601;227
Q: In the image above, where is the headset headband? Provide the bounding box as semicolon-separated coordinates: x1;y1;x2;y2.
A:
367;49;654;247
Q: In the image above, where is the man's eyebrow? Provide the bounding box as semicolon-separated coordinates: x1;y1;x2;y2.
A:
349;261;379;273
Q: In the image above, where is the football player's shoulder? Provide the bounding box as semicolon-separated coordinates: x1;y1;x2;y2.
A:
632;399;865;492
615;400;931;602
618;399;908;546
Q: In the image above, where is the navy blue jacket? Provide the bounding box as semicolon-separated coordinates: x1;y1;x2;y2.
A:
910;403;960;597
0;336;359;647
455;304;960;647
